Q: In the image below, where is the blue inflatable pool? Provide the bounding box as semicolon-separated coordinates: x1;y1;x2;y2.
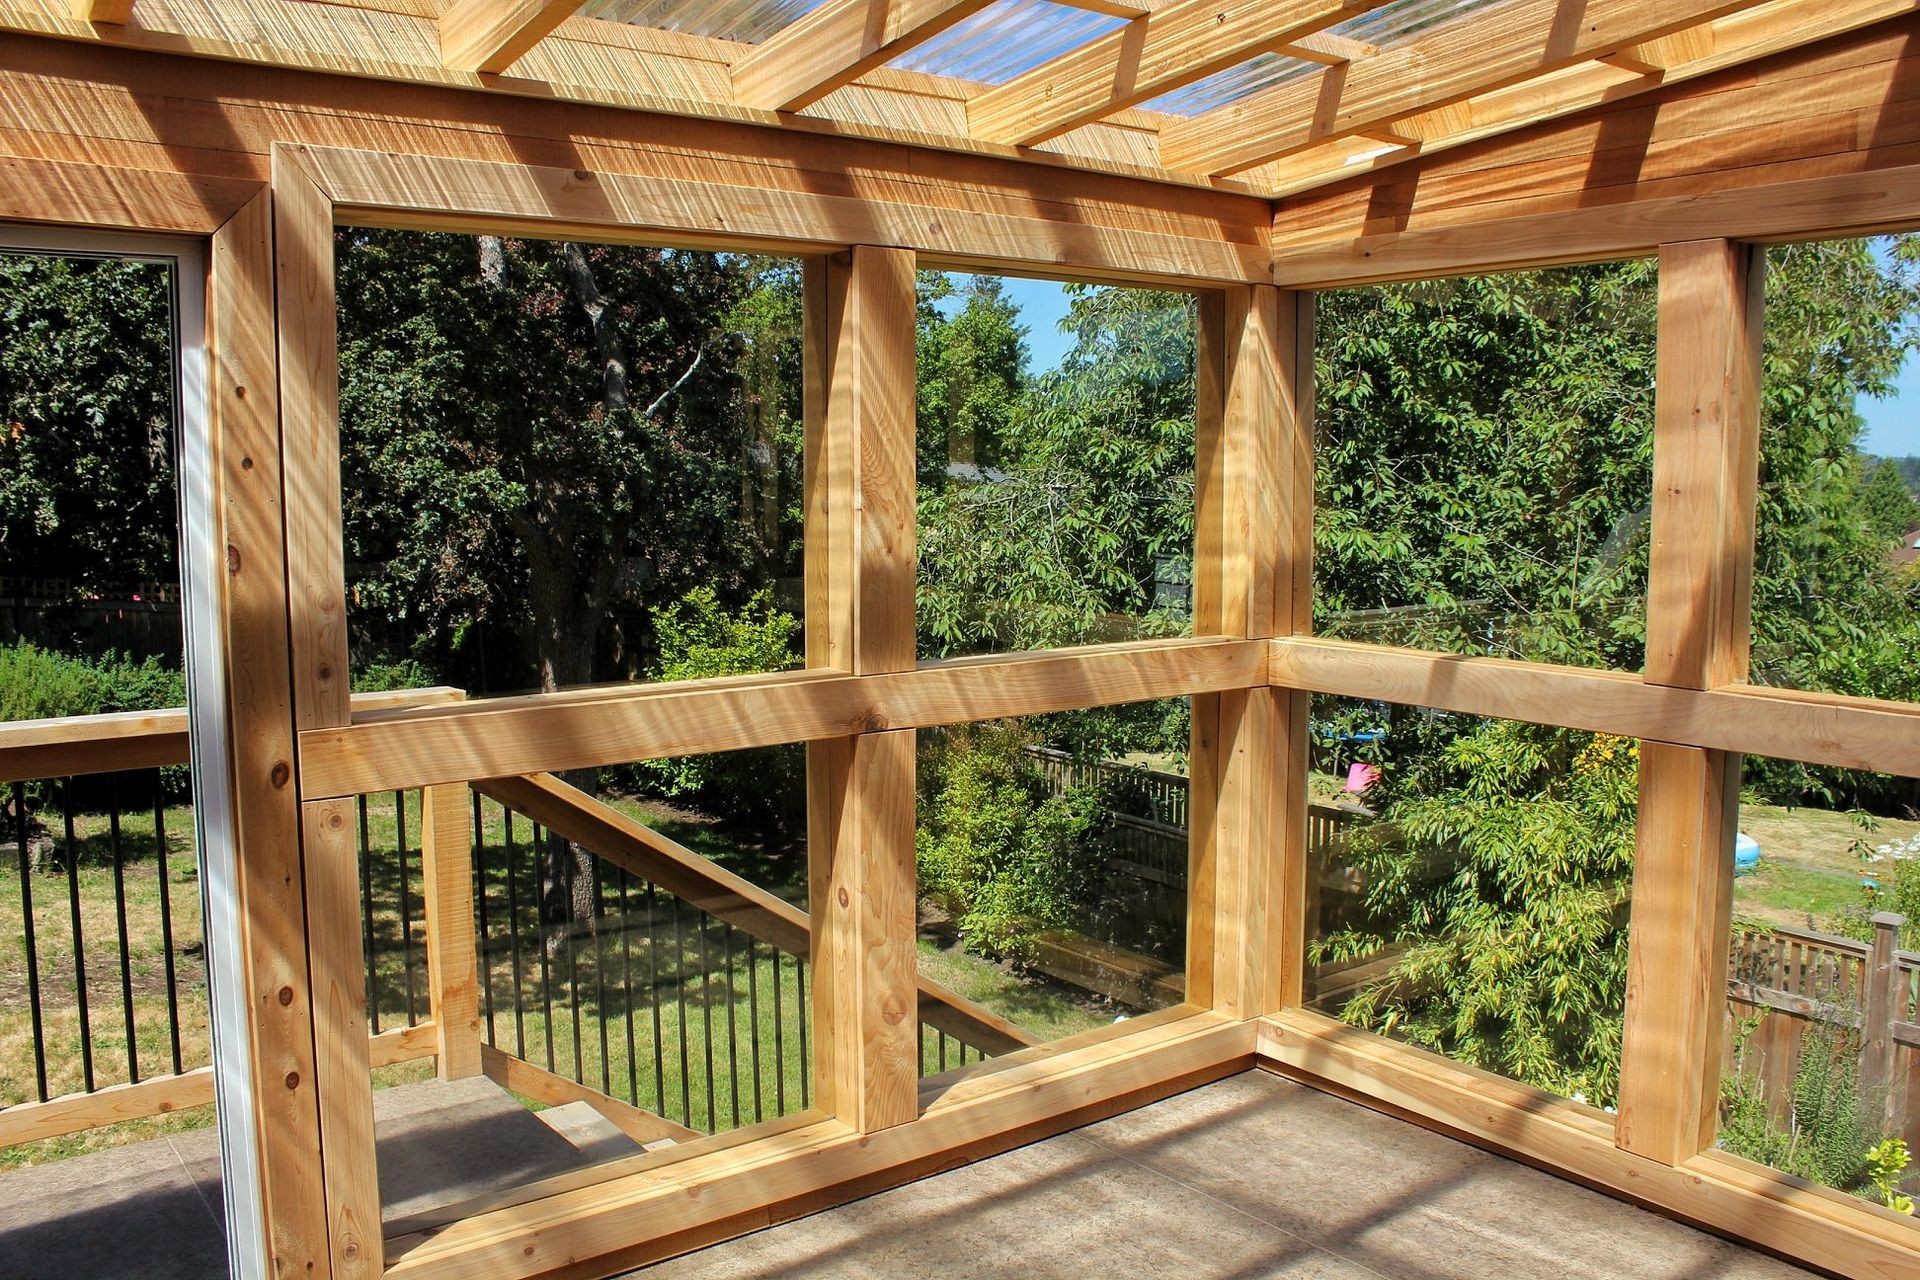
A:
1733;832;1760;874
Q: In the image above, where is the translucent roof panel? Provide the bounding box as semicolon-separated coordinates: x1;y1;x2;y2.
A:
889;0;1126;85
581;0;830;44
1141;0;1500;117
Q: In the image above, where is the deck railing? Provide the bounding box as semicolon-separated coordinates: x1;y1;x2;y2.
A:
0;701;1030;1154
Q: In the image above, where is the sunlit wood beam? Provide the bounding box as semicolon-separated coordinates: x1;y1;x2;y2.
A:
440;0;586;75
1161;0;1769;176
732;0;997;113
967;0;1389;148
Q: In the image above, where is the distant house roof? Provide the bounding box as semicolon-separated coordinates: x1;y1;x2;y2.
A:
1896;528;1920;565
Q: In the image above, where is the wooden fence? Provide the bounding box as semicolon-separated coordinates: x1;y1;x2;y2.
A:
1726;914;1919;1156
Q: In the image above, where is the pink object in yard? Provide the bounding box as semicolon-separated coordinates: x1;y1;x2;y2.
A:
1346;762;1379;793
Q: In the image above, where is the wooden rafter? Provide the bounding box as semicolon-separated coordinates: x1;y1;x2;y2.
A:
68;0;132;19
440;0;585;74
967;0;1387;148
1160;0;1771;176
1244;0;1918;198
732;0;996;112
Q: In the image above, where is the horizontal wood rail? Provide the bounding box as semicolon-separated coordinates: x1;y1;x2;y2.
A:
1266;637;1920;778
473;771;1033;1056
1256;1010;1920;1280
0;1021;439;1149
0;686;466;784
381;1009;1254;1279
478;1045;699;1146
299;639;1265;798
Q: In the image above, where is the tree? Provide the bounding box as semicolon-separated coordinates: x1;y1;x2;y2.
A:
335;230;803;923
1314;238;1920;1104
0;254;179;598
1861;457;1920;541
917;281;1198;659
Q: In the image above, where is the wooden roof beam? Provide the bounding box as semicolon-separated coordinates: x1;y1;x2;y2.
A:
966;0;1388;148
1245;0;1916;197
732;0;998;113
70;0;133;20
441;0;586;75
1161;0;1769;176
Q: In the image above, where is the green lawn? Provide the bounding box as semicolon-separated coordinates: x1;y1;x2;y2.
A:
2;785;1121;1171
1730;801;1920;931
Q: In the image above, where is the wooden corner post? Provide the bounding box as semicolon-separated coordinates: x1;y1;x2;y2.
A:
273;143;385;1276
421;779;483;1080
206;188;333;1280
803;247;920;1132
1617;238;1763;1167
1190;285;1314;1019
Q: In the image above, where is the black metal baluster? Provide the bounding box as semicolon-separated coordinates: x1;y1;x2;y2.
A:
357;795;379;1035
107;778;138;1083
395;790;418;1026
771;944;786;1115
594;866;611;1098
672;895;691;1129
795;956;809;1109
646;881;666;1116
534;823;555;1072
153;792;182;1076
471;790;495;1045
697;915;716;1133
564;868;583;1085
63;782;94;1093
618;870;639;1108
722;924;740;1132
504;809;526;1059
746;935;765;1124
15;783;48;1101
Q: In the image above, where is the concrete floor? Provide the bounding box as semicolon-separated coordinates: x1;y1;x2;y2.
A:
632;1073;1824;1280
0;1071;1825;1280
0;1075;629;1280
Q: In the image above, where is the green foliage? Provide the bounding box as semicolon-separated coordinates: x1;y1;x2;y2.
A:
350;658;437;693
916;721;1107;959
1865;1139;1916;1214
1720;1018;1885;1199
1320;719;1638;1106
916;272;1026;479
1314;264;1658;667
627;587;803;827
334;232;803;691
0;254;179;595
0;643;183;722
917;280;1196;656
1860;458;1920;542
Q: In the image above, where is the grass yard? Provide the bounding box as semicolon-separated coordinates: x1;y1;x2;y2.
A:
1730;801;1920;931
2;781;1131;1173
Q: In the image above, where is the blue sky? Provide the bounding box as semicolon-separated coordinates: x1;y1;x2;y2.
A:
1858;358;1920;457
952;272;1920;458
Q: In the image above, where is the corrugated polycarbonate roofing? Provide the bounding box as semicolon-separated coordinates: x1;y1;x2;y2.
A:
1142;0;1497;116
588;0;1504;119
581;0;828;44
890;0;1127;85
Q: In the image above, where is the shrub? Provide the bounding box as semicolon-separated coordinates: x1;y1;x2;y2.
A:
626;587;804;829
0;643;184;721
351;658;439;693
916;721;1107;959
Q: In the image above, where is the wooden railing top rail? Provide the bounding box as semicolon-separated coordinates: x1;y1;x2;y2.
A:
1732;920;1920;970
0;686;465;784
474;770;1034;1057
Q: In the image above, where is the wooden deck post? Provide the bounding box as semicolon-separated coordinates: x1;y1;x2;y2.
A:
1189;285;1314;1018
1860;911;1903;1125
803;247;920;1131
274;144;385;1276
1617;238;1763;1167
204;190;334;1280
420;780;483;1080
